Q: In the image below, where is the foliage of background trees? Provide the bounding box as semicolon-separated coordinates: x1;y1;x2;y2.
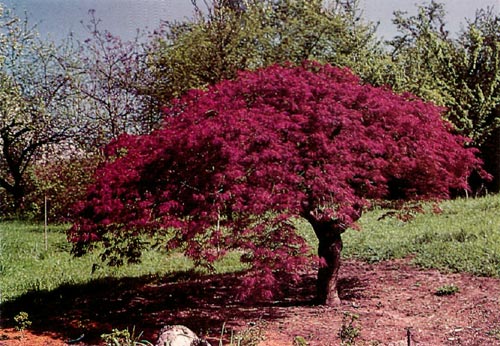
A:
387;1;500;191
147;0;388;107
0;6;157;217
69;62;483;304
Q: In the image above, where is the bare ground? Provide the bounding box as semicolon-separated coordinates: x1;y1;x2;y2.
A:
1;258;499;345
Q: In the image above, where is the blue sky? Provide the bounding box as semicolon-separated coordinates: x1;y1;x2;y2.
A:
361;0;499;39
1;0;498;42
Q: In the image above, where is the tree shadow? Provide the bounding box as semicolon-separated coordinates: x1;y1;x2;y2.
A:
0;269;365;344
339;276;368;301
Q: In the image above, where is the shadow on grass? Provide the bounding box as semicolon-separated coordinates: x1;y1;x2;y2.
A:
0;269;365;344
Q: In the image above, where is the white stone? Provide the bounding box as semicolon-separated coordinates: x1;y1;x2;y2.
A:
155;325;211;346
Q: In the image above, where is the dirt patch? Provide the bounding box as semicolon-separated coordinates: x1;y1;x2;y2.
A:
1;258;499;345
262;259;500;345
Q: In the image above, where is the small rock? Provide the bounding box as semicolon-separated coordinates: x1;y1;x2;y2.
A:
155;325;211;346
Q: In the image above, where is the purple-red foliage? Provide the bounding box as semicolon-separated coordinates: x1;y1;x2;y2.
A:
70;61;483;300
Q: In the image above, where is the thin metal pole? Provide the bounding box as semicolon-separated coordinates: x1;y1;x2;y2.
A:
44;194;48;251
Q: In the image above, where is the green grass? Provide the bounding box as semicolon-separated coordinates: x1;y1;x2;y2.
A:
343;195;500;276
1;195;499;303
0;221;245;303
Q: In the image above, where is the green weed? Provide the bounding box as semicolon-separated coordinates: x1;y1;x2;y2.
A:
293;335;308;346
487;328;500;340
220;320;267;346
338;311;360;346
14;311;32;333
235;322;266;346
101;326;152;346
435;284;460;296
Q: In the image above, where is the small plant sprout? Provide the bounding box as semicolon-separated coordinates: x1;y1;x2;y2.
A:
487;328;500;340
339;311;360;345
101;327;152;346
435;284;460;296
293;335;308;346
231;321;266;346
14;311;32;337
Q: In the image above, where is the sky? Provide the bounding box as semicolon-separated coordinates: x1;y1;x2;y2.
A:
1;0;498;42
361;0;499;39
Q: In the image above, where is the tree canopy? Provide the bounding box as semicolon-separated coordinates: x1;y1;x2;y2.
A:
0;6;159;217
70;62;483;304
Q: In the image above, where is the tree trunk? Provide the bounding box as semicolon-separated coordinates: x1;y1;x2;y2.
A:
309;220;344;306
482;126;500;193
0;177;25;214
302;203;362;306
11;182;25;213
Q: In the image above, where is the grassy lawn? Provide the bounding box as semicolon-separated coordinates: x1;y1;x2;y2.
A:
1;195;499;303
0;222;243;303
343;195;500;276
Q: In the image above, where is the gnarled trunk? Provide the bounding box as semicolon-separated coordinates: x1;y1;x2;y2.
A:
309;220;344;306
303;203;363;305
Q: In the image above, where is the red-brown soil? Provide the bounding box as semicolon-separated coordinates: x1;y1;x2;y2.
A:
1;258;499;346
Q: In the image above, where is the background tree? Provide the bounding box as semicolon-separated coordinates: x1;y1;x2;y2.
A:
73;11;161;149
448;8;500;192
69;62;483;305
147;0;388;108
0;6;83;214
387;1;500;191
27;153;101;221
387;1;451;105
0;5;160;218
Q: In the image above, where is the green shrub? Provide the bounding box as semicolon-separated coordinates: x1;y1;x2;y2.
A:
435;284;460;296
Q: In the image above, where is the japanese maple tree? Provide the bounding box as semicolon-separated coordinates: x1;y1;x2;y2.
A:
69;61;483;305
